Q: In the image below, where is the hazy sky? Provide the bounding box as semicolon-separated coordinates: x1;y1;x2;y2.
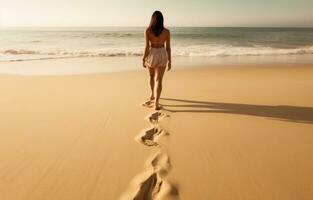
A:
1;0;313;27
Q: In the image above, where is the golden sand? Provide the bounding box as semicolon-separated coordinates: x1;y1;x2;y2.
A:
0;60;312;200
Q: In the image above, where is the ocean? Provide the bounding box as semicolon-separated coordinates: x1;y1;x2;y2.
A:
1;27;313;61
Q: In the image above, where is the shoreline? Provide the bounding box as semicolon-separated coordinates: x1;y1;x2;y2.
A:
0;55;313;76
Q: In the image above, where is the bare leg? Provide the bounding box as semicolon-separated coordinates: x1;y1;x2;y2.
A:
154;66;166;110
148;67;155;100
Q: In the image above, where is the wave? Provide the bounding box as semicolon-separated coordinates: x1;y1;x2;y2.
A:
3;49;39;55
174;45;313;57
1;45;313;61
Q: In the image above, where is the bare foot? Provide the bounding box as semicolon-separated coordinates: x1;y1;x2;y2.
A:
149;95;155;101
154;103;162;111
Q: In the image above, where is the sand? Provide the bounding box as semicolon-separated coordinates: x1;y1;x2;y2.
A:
0;59;313;200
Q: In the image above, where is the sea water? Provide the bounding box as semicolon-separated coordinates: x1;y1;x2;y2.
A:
0;27;313;62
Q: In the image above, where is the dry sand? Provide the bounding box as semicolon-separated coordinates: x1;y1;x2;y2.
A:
0;59;313;200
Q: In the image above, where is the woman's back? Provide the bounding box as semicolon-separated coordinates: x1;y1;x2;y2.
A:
146;28;169;47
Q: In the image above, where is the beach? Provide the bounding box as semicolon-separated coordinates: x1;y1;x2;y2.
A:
0;58;313;200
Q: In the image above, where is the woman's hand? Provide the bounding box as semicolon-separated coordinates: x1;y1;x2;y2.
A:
167;61;171;71
142;58;146;68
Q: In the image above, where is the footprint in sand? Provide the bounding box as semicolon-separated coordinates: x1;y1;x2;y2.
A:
121;107;178;200
141;100;154;108
150;152;171;177
147;111;169;124
124;152;178;200
136;127;167;147
131;172;179;200
133;172;162;200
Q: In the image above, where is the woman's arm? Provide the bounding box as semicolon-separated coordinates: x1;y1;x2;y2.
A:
166;30;171;71
142;29;150;68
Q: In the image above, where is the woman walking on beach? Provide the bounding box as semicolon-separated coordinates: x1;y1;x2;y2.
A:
142;11;171;110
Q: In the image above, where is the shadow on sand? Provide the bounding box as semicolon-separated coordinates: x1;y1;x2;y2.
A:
161;98;313;124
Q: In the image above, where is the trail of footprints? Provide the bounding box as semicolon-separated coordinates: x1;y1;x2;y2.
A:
121;107;179;200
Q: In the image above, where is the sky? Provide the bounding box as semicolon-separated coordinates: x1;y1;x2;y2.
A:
1;0;313;27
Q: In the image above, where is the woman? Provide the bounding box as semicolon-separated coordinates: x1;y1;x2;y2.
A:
142;11;171;110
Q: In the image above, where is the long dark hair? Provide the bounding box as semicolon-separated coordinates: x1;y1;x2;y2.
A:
149;11;164;37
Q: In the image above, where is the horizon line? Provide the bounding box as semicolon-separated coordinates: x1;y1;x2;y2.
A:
1;25;313;29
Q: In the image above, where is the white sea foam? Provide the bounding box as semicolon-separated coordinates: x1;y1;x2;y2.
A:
1;45;313;61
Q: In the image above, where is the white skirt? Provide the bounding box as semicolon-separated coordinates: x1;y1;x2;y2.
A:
145;47;168;68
